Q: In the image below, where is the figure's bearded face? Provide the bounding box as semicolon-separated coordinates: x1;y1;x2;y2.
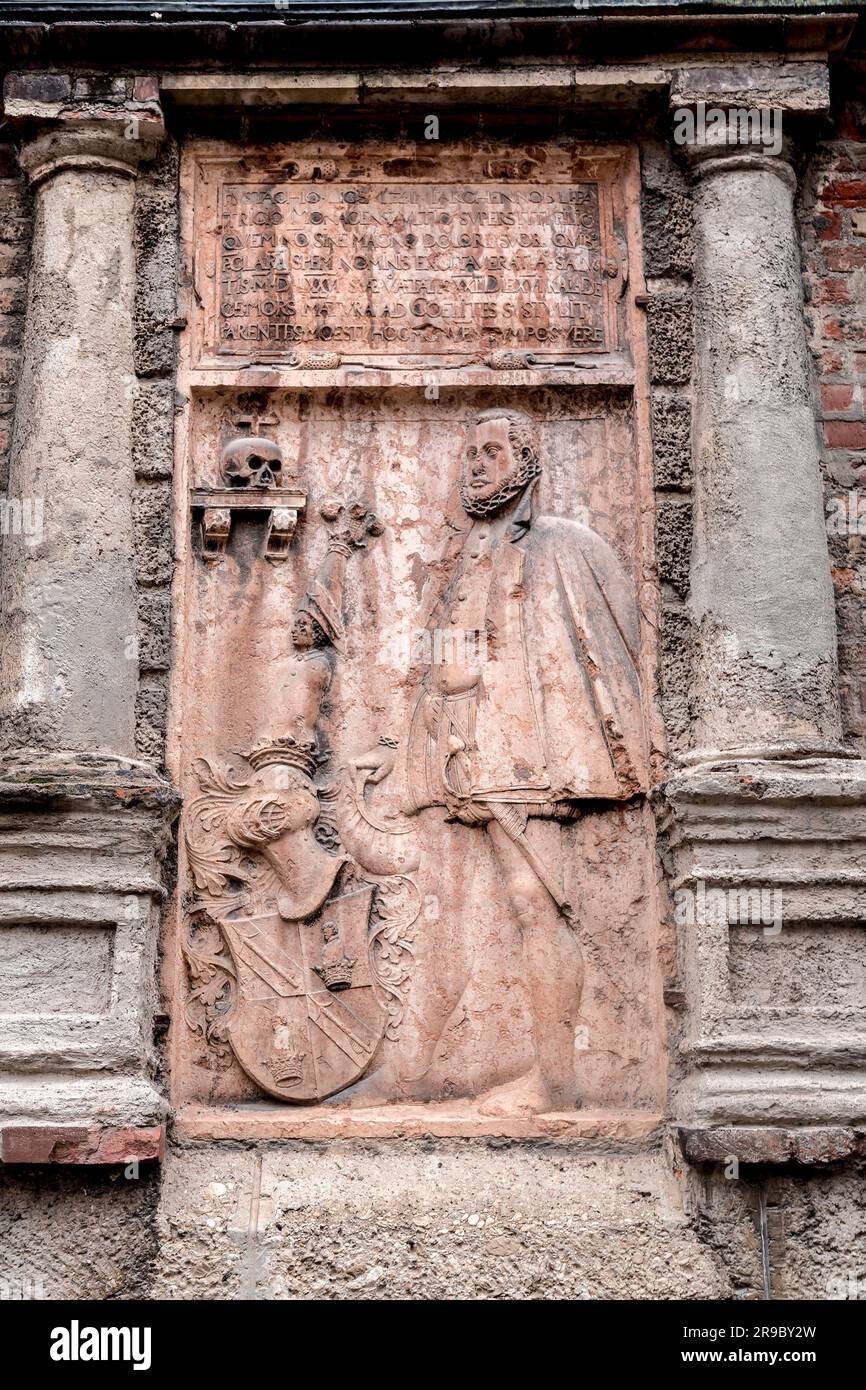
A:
459;416;540;517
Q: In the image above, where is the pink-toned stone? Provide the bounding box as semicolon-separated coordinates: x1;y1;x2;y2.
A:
165;138;663;1133
1;1124;165;1165
133;75;159;103
173;1102;663;1144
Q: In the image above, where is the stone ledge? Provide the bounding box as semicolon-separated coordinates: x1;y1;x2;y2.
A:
0;1122;164;1165
161;66;671;108
173;1102;664;1144
680;1125;864;1167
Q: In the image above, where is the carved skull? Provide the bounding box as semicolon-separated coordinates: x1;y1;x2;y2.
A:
220;435;284;490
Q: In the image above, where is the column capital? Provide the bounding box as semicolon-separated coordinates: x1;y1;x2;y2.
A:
686;142;797;193
668;60;830;193
3;72;164;185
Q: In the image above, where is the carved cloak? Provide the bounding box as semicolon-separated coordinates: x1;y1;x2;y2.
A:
407;486;648;808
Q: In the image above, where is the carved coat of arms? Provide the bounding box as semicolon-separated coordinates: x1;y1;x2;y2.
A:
183;485;420;1102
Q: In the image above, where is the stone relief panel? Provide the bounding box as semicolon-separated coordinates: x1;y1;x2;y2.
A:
168;139;663;1125
169;389;664;1118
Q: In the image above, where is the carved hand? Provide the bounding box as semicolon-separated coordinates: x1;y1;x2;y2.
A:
349;742;397;796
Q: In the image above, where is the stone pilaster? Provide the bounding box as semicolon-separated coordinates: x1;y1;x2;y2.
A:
688;139;842;762
0;84;174;1146
660;90;866;1133
0;110;163;761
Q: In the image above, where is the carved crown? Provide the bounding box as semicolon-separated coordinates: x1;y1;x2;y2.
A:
269;1049;307;1088
313;955;356;992
246;735;318;779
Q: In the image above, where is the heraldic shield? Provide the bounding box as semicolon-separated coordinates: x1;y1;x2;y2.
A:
219;883;387;1102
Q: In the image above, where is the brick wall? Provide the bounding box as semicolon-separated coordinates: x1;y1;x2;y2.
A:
801;84;866;752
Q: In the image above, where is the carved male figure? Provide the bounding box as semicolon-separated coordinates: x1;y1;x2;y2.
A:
352;408;647;1113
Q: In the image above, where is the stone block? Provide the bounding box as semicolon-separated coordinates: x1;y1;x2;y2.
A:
1;1124;164;1165
647;293;693;385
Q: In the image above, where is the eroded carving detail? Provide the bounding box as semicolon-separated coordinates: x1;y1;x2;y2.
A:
183;494;418;1100
192;428;306;563
208;157;609;359
346;407;647;1114
183;907;237;1068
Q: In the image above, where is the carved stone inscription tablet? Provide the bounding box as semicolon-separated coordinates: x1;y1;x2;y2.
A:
190;146;623;366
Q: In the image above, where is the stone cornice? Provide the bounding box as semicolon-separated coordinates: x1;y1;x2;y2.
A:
0;9;859;73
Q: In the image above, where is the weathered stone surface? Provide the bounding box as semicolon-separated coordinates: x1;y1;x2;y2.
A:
133;139;178;379
0;1160;160;1298
652;393;692;489
135;681;169;763
659;757;866;1126
151;1143;729;1301
133;482;173;588
0;120;151;760
690;147;841;758
0;1123;164;1165
1;27;865;1306
680;1126;861;1166
191;143;621;364
174;391;661;1119
671;62;831;115
137;588;171;672
640;140;694;280
659;605;694;754
656;494;693;596
167;138;661;1125
0;922;114;1015
132;380;175;480
647;293;693;385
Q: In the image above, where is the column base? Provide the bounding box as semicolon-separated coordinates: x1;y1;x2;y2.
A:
680;738;856;767
657;756;866;1128
0;755;178;1139
677;1067;866;1128
0;1075;166;1146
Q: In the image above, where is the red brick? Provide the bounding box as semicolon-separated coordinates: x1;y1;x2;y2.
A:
825;245;866;272
820;349;847;378
854;353;866;379
824;420;866;448
821;383;856;413
821;178;866;206
816;278;852;306
838;109;866;142
0;1123;165;1165
815;211;842;240
838;320;866;345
